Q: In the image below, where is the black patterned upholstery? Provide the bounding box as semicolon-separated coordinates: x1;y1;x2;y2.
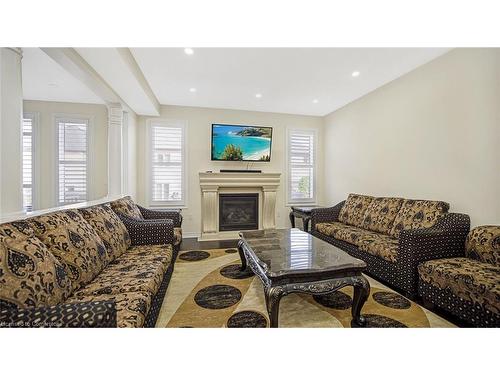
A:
0;301;117;328
311;200;470;298
117;214;175;246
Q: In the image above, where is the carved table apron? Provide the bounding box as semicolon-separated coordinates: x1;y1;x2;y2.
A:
238;238;370;328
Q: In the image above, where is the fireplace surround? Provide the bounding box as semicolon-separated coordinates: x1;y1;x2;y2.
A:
199;172;281;240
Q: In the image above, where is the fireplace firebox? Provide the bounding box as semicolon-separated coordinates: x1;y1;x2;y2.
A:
219;193;259;231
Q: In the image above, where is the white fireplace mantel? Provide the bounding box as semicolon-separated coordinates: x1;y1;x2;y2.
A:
199;172;281;240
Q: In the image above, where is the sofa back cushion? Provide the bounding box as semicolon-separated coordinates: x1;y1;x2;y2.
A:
0;221;72;309
110;196;143;220
465;225;500;266
360;197;404;235
28;210;109;292
389;199;449;238
338;194;374;227
79;204;131;261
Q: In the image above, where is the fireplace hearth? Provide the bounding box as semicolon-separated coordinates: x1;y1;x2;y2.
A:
219;193;259;231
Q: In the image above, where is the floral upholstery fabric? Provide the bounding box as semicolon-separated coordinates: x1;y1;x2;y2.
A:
315;222;371;246
0;221;72;309
110;196;143;220
389;199;449;238
79;204;131;261
465;225;500;266
361;197;404;235
338;194;374;227
67;290;152;328
71;244;173;298
27;210;109;292
418;257;500;314
174;227;182;246
357;232;399;263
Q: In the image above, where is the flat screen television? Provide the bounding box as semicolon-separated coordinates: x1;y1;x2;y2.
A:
211;124;273;161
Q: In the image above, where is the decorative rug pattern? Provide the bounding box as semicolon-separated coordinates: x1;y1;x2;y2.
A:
156;249;455;328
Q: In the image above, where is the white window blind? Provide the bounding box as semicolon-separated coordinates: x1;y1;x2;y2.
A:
287;129;316;204
56;118;89;205
22;115;35;211
149;121;185;206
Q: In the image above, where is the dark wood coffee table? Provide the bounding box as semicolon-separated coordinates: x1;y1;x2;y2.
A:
238;228;370;328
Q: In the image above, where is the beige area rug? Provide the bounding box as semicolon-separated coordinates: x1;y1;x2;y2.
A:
156;248;455;328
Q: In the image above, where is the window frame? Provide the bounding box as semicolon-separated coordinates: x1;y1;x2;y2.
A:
22;112;40;212
146;119;187;208
54;114;94;206
286;128;317;206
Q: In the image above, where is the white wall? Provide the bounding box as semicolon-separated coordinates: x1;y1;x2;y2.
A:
137;105;324;237
23;100;108;209
323;48;500;228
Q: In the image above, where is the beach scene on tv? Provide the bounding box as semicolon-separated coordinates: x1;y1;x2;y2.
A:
211;124;272;161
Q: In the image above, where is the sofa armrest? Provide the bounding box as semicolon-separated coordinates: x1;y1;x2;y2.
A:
398;212;470;265
138;205;183;227
118;214;174;245
0;301;117;328
311;201;345;229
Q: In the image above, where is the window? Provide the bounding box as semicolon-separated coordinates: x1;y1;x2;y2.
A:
22;113;37;211
149;120;186;207
56;117;89;205
287;129;316;204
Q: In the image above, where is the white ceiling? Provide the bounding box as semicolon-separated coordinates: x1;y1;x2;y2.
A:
21;47;451;116
22;48;104;104
131;48;450;116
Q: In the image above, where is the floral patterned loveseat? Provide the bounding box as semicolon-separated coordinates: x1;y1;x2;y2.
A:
311;193;470;298
0;200;177;328
418;225;500;327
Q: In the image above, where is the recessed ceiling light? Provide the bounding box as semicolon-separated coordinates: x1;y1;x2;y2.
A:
352;71;360;77
255;93;262;98
48;83;59;88
312;99;319;104
184;48;194;55
189;88;197;93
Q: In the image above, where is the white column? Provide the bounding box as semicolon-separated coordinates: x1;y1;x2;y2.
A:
107;103;123;197
0;48;23;215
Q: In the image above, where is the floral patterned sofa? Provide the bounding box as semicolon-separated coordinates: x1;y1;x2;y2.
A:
311;193;470;298
0;200;177;328
418;225;500;327
110;196;183;250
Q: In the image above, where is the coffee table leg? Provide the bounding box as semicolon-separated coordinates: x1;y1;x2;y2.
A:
266;286;285;328
351;275;370;327
237;240;247;271
289;211;295;228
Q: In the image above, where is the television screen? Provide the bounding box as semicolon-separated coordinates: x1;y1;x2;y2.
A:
211;124;273;161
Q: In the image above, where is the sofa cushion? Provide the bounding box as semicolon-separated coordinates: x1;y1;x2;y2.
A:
110;196;143;220
360;197;404;235
465;225;500;266
357;232;399;263
174;227;182;246
315;222;371;246
418;257;500;315
338;194;374;227
66;290;152;328
70;244;173;298
389;199;449;238
28;210;109;292
0;221;72;309
79;204;131;261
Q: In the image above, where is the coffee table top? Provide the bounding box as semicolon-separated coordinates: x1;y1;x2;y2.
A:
239;228;366;278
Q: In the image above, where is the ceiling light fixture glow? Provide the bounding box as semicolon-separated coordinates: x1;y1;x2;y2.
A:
312;99;319;104
352;71;360;77
184;48;194;55
189;88;197;92
255;93;262;98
